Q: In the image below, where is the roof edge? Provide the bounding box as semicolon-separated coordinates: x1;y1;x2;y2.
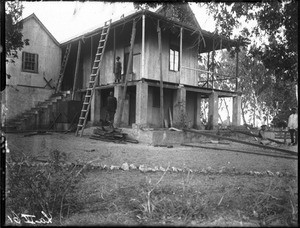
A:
22;13;60;47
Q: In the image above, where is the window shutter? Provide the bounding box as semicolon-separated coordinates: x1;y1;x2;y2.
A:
22;52;25;71
35;54;39;73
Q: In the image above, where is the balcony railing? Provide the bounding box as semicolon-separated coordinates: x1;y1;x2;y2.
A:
181;66;237;92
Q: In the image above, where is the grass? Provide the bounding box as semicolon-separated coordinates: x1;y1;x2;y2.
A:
62;170;298;226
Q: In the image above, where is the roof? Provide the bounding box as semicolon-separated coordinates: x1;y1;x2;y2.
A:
22;13;60;46
60;3;240;51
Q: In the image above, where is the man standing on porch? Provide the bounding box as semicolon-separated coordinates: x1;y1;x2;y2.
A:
115;56;122;83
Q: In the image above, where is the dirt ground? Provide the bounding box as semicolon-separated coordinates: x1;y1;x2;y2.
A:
5;127;298;226
6;128;298;175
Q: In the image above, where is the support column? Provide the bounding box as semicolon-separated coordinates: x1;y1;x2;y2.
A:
141;14;145;79
72;40;82;100
196;93;202;129
135;81;148;126
232;95;241;126
173;86;186;127
91;90;100;124
208;91;218;130
114;85;123;124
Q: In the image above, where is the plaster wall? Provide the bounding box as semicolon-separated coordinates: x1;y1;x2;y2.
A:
3;85;53;120
6;17;61;88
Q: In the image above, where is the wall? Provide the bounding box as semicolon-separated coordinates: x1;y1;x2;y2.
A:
3;85;53;120
144;19;199;85
6;17;61;88
147;86;174;127
77;22;143;89
5;16;61;119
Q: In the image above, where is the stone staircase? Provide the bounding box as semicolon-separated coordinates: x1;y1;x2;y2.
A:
4;91;71;132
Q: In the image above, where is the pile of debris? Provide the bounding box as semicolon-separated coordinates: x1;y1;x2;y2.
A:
90;127;138;144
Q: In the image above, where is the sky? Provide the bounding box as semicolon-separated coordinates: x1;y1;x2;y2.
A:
21;1;216;43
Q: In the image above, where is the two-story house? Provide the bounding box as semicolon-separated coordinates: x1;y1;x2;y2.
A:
59;3;242;130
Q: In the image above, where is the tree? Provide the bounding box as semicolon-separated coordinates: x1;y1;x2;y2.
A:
5;1;29;63
204;1;298;124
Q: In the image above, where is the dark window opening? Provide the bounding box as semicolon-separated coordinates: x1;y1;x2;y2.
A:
153;87;160;108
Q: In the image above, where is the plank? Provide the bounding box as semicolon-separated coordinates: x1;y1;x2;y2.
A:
183;129;298;156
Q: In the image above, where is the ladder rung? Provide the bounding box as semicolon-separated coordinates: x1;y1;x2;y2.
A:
96;53;102;56
94;60;101;63
89;81;95;84
79;117;85;120
91;74;97;76
83;102;89;105
92;67;98;70
85;95;91;98
81;109;87;112
78;124;83;127
99;39;106;42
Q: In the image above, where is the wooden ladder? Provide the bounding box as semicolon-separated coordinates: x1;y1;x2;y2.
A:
75;19;112;137
55;43;72;93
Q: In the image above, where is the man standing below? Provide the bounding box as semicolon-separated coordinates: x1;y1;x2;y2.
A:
287;107;298;145
115;56;122;83
106;91;117;129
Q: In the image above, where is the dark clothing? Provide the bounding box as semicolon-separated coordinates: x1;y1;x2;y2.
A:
115;61;122;82
106;95;117;128
107;95;117;113
289;129;298;144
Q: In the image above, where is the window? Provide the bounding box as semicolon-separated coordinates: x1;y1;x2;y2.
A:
169;46;179;71
22;52;38;73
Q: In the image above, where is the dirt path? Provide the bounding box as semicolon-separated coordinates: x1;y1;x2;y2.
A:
6;130;297;175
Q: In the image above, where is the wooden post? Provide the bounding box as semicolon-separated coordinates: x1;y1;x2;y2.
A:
115;19;137;127
184;128;297;155
235;47;239;91
179;27;183;85
91;36;93;70
207;52;210;88
158;20;164;128
113;27;116;74
211;37;215;89
141;14;145;79
72;40;82;100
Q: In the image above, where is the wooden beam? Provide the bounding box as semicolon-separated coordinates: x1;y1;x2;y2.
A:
72;40;82;100
158;20;164;128
91;36;93;70
179;27;183;85
207;52;210;88
141;14;145;79
115;19;137;127
235;49;239;91
211;38;215;89
181;143;297;160
113;27;116;74
184;128;298;156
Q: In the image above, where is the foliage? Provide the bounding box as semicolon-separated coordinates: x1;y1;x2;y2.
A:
6;149;85;225
204;1;298;122
5;1;29;63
